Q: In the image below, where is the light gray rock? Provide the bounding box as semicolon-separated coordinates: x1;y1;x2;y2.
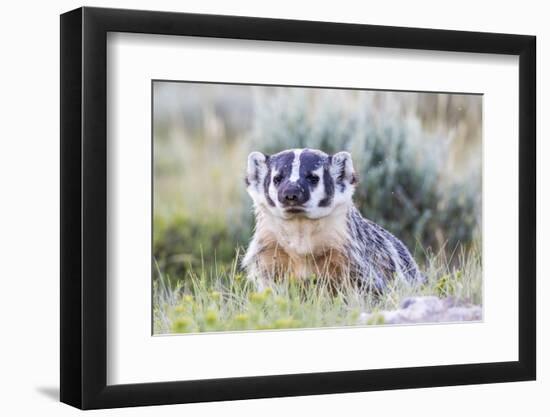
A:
359;296;482;325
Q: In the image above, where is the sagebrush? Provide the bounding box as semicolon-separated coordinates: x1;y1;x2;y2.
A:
153;87;481;285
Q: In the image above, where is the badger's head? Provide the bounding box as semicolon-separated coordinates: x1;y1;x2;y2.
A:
245;148;357;220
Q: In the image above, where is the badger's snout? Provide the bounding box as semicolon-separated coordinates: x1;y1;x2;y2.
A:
278;182;309;207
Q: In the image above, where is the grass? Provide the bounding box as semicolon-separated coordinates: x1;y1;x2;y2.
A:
153;241;482;334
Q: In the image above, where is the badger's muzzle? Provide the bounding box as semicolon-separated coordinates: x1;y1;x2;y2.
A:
278;182;309;207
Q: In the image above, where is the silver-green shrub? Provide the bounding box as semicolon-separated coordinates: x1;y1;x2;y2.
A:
249;89;481;257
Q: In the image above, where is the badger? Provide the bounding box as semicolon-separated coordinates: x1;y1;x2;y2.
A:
242;148;424;292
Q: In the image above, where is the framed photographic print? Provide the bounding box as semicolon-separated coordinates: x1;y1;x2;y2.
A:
60;6;536;409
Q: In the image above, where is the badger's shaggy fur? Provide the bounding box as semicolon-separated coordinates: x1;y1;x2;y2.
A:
242;148;424;291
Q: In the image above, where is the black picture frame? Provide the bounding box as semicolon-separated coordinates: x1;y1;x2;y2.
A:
60;6;536;410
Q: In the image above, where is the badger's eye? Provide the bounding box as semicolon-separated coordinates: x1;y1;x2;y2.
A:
273;174;283;185
306;174;320;184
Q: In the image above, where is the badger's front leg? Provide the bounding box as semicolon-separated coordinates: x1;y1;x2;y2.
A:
241;237;268;289
242;234;292;288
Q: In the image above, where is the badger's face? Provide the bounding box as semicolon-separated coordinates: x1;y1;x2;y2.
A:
245;148;357;220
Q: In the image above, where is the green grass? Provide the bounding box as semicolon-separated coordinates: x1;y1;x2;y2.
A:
153;242;482;334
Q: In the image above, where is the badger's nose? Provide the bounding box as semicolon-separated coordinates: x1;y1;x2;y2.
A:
285;193;298;202
280;184;306;206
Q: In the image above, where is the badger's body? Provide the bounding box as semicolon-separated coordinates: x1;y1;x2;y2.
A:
243;148;424;291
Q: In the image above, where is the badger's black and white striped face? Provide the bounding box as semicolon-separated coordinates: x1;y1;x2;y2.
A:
246;148;357;219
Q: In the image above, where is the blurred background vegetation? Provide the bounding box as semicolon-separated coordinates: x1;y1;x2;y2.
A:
153;82;482;288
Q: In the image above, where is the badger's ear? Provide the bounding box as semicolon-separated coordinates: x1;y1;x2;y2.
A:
330;151;357;185
246;151;269;187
